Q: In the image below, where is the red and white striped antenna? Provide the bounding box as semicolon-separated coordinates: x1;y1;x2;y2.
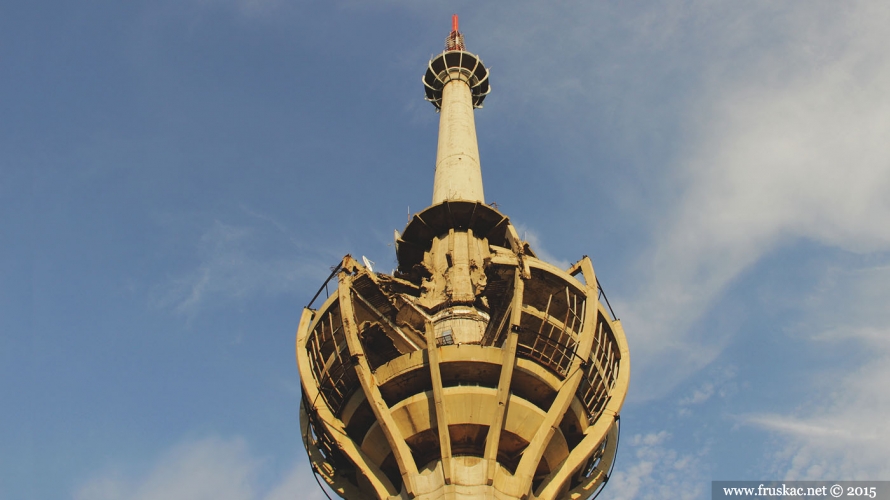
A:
445;14;465;51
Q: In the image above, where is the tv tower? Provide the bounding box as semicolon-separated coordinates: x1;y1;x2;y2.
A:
297;16;629;500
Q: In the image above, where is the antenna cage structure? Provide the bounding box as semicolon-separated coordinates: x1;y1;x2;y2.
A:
445;31;466;51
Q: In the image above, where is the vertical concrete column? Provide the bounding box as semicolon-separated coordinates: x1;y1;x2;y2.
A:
432;70;485;204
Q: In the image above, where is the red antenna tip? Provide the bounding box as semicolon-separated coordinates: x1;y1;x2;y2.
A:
452;14;459;33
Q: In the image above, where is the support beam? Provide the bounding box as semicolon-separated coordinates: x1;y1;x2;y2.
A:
537;419;620;500
504;258;599;495
574;257;600;363
296;308;399;499
535;414;617;500
508;369;583;494
484;268;524;483
353;290;423;351
338;276;420;495
425;322;453;484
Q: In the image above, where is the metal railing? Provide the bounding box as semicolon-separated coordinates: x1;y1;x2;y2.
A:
305;305;358;417
516;283;586;378
575;314;620;424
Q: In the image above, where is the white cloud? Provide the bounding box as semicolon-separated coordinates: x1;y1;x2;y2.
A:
609;431;705;500
681;382;714;407
74;437;327;500
742;264;890;480
263;463;328;500
513;223;572;270
153;215;334;317
745;354;890;479
616;1;890;399
679;365;737;411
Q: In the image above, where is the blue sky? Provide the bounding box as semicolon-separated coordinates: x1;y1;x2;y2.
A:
3;1;889;499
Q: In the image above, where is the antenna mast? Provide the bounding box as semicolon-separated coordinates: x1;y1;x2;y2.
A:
445;14;465;51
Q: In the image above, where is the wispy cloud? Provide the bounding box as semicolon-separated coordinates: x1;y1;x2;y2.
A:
152;209;337;318
740;264;890;479
678;365;737;414
513;222;572;270
609;431;706;500
612;1;890;399
742;358;890;479
74;436;326;500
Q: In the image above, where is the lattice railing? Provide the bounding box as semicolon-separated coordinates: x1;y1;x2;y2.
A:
575;313;621;424
305;302;358;417
517;282;586;377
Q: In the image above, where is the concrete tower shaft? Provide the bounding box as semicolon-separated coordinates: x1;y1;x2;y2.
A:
297;17;629;500
424;16;490;204
433;70;484;203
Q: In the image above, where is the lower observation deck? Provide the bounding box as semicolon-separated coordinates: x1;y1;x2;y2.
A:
297;213;629;499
